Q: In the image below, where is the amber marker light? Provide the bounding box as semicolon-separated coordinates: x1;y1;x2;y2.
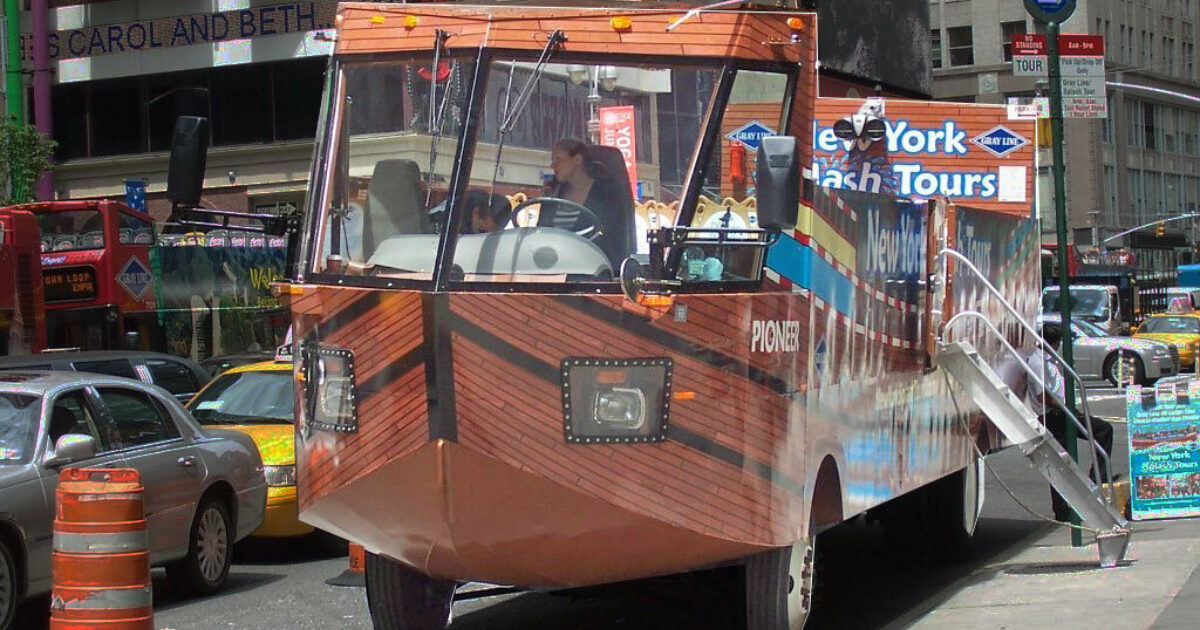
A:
672;391;696;401
611;16;633;31
404;15;419;29
370;15;386;25
786;17;804;30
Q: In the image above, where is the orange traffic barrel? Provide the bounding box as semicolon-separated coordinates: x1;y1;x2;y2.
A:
326;542;366;587
51;468;153;630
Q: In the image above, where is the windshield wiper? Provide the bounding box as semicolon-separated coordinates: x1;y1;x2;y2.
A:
489;30;566;195
425;29;454;206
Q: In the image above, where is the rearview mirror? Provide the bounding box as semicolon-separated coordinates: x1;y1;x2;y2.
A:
755;136;799;230
42;434;98;468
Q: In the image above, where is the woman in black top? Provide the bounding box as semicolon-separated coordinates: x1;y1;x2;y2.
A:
547;138;635;266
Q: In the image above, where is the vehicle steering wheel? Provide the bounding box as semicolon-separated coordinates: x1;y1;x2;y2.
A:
511;197;604;240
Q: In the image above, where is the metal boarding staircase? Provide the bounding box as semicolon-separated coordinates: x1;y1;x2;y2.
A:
934;249;1131;568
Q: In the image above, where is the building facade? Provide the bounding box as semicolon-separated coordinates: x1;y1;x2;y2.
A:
930;0;1200;252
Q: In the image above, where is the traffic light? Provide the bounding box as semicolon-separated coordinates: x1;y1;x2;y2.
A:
1036;118;1053;148
1157;223;1166;237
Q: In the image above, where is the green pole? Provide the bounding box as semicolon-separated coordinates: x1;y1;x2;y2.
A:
3;0;21;121
1047;21;1083;548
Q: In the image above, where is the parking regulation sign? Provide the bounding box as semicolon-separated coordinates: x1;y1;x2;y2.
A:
1023;0;1076;23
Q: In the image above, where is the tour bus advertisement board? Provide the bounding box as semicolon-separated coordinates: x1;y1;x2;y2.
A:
811;98;1037;216
1127;382;1200;521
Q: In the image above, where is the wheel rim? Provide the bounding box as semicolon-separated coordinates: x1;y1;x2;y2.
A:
0;552;12;620
785;540;815;629
196;507;229;583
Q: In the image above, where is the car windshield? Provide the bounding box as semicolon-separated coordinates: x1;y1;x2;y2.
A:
35;210;105;252
187;370;294;424
1140;317;1200;335
1042;288;1108;318
310;52;783;287
0;393;41;465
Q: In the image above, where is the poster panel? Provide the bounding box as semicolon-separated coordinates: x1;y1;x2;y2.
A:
1127;381;1200;521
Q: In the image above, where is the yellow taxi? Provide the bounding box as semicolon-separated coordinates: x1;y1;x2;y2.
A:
186;359;311;538
1134;312;1200;371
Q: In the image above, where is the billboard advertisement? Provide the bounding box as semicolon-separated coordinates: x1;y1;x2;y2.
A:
814;98;1037;216
152;239;289;359
818;0;932;97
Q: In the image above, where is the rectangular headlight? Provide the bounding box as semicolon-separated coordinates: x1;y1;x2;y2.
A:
263;464;297;487
562;358;671;444
301;344;359;434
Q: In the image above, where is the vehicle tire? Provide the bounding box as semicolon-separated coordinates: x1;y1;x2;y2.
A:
0;539;16;630
1104;353;1145;387
878;457;983;562
166;497;232;597
745;538;816;630
365;551;456;630
926;457;983;561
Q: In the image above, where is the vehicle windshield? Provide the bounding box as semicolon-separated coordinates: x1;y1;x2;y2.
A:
187;369;294;424
310;52;788;287
1140;317;1200;335
0;393;41;465
1071;319;1107;337
1042;288;1109;319
36;210;105;252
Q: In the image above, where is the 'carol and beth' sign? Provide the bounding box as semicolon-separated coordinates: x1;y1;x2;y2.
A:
20;1;336;63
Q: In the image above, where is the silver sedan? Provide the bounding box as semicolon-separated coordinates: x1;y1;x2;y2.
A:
1040;314;1179;385
0;371;267;629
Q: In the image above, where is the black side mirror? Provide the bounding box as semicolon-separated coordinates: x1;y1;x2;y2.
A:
167;116;210;208
755;136;799;230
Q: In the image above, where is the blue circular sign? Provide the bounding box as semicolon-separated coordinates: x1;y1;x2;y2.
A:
1024;0;1076;23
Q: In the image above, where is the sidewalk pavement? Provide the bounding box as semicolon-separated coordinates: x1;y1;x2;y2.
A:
898;516;1200;629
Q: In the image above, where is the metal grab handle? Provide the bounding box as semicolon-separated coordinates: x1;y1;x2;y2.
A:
943;310;1114;491
937;248;1115;496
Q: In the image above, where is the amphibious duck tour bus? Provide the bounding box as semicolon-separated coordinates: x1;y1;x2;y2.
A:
281;3;1040;629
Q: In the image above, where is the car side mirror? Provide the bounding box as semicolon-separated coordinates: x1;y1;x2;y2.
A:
754;136;799;230
42;434;98;468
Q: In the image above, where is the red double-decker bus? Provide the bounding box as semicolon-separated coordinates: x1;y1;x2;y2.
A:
18;199;160;351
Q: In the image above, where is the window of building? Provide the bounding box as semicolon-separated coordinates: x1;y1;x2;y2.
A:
1162;106;1179;153
1127;99;1144;148
948;26;974;66
1186;176;1200;214
1001;21;1025;62
1146;170;1163;219
932;29;943;69
1144;102;1159;150
1166;173;1184;215
1182;109;1199;156
1128;169;1145;225
51;57;328;162
1100;93;1115;144
1103;165;1118;226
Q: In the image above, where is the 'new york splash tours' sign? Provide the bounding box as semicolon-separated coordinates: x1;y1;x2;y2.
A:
20;1;336;63
812;98;1037;216
1127;381;1200;521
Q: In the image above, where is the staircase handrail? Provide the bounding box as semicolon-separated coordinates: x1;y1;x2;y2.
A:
937;248;1115;496
943;310;1114;493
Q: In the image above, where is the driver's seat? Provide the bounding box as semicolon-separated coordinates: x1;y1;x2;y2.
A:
586;145;637;266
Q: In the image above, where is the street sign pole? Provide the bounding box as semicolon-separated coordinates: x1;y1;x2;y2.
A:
1046;20;1084;548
